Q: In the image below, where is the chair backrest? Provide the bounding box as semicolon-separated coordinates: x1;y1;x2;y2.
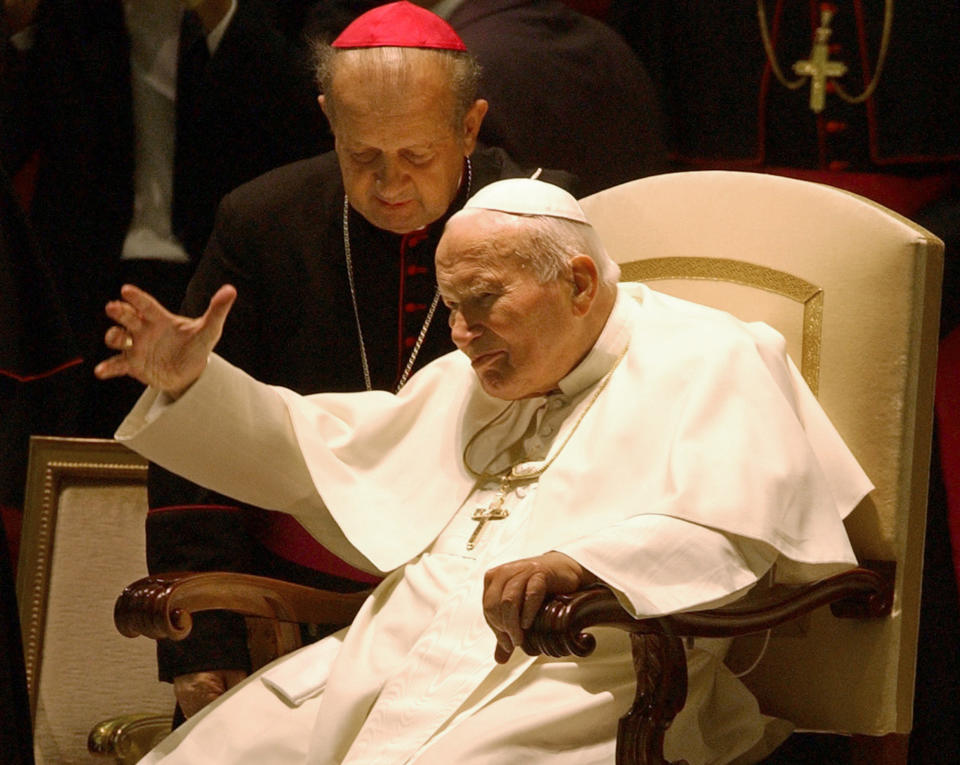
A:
17;436;173;763
579;170;943;735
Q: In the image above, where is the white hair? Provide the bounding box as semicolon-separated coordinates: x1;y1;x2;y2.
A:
452;209;620;286
514;214;621;286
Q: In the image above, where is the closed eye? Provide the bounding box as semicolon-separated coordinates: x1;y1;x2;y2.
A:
350;150;379;164
474;292;498;307
403;150;434;166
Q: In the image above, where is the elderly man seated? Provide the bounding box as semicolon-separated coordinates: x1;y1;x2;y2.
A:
95;179;871;765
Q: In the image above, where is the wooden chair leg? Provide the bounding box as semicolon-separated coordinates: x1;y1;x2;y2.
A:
616;632;689;765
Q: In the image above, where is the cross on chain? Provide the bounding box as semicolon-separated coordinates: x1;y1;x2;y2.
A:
467;485;510;550
792;8;847;113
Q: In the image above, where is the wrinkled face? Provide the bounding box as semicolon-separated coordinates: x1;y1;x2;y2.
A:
436;215;585;399
322;58;483;234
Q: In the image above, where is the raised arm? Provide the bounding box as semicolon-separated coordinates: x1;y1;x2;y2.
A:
95;283;237;398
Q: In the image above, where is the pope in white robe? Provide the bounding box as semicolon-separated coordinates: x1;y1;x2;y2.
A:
97;179;872;764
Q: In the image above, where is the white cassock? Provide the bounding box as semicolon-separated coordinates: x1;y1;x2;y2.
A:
118;284;872;765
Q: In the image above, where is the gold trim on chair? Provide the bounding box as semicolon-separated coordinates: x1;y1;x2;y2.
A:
620;257;824;395
88;713;172;764
16;436;148;723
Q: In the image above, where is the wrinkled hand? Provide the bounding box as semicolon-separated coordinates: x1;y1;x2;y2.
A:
482;551;596;664
173;669;247;718
94;283;237;398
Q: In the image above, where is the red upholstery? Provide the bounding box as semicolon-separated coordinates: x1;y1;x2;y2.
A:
936;326;960;595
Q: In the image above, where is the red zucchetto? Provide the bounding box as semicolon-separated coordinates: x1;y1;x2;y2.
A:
332;1;468;51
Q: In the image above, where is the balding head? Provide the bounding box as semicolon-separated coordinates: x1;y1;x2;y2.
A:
315;44;482;131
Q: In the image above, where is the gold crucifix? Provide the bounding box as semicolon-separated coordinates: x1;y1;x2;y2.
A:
467;491;510;550
792;7;847;113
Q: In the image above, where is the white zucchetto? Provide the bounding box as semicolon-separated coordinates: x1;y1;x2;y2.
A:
460;178;590;223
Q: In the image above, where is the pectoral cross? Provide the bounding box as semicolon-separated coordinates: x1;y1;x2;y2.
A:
467;492;510;550
792;7;847;113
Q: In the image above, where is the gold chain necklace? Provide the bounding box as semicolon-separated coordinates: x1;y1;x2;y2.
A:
757;0;893;112
462;344;628;550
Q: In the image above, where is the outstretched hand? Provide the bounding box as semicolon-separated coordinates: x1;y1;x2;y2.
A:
94;283;237;398
482;551;596;664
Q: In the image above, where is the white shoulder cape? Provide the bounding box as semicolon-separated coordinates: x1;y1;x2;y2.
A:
118;284;870;579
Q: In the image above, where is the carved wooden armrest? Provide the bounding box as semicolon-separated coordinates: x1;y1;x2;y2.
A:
522;563;895;765
114;572;373;643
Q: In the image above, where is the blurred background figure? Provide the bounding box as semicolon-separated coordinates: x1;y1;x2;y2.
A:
436;0;668;195
0;160;81;537
603;0;958;333
0;517;33;765
1;0;330;438
0;157;69;765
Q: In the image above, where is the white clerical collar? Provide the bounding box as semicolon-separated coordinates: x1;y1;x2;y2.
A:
555;286;634;398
